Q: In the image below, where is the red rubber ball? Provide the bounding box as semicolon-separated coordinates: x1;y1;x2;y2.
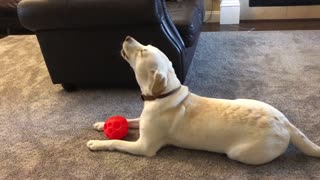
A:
104;116;128;140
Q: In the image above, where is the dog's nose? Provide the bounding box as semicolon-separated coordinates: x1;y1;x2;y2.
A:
125;36;132;42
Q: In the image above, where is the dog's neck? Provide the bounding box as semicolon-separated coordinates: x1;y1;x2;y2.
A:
141;86;181;101
141;71;181;101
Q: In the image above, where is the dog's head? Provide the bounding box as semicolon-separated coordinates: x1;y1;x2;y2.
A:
121;36;180;96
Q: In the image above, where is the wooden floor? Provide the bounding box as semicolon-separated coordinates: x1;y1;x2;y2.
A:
1;20;320;39
202;19;320;32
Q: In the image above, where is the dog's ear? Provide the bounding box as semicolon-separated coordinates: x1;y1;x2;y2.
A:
149;70;167;96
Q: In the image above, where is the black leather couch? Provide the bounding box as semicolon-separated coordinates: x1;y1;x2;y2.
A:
18;0;204;90
0;0;30;35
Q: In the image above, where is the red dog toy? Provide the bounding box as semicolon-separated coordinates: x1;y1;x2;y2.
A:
104;115;128;139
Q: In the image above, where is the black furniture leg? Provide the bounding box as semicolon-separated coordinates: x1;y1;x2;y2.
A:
61;83;77;92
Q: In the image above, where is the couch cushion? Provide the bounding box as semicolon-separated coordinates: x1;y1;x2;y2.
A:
166;0;204;47
18;0;164;32
0;0;21;17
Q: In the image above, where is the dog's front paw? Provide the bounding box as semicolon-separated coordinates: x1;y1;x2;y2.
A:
87;140;103;151
93;122;105;131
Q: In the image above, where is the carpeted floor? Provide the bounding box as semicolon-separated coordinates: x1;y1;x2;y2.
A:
0;31;320;179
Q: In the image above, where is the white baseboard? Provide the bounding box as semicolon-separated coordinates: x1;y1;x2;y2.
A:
204;11;221;23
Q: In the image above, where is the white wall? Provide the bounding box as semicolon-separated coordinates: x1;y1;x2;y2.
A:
204;0;320;20
240;0;320;20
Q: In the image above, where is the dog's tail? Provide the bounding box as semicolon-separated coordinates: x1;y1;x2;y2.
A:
287;121;320;157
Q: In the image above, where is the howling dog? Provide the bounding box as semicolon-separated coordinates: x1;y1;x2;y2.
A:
87;36;320;165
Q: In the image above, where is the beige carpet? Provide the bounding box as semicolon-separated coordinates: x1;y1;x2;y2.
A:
1;31;320;179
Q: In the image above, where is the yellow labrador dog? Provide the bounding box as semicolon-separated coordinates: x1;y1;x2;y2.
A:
87;36;320;165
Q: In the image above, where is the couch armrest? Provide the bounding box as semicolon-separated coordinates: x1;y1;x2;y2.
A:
18;0;164;31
